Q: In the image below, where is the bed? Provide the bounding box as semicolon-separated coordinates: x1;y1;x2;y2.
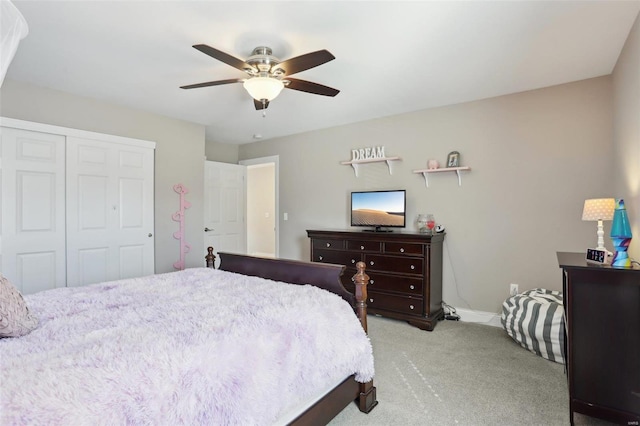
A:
0;248;378;425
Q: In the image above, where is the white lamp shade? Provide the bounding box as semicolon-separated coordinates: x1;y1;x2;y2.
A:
243;77;284;101
582;198;615;221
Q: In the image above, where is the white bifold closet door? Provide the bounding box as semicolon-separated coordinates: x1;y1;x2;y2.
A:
1;121;155;294
66;137;154;287
0;128;66;293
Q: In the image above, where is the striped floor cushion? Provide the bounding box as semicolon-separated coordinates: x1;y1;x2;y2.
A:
501;288;565;364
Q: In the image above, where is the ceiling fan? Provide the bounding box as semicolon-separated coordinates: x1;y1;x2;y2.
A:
180;45;340;111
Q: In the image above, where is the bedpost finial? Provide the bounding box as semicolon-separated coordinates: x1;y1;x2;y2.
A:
205;247;216;268
352;261;369;333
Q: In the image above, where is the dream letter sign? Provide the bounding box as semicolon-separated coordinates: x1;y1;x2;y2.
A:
351;146;386;161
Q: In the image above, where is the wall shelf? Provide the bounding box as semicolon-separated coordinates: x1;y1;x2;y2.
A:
341;156;401;177
413;166;471;187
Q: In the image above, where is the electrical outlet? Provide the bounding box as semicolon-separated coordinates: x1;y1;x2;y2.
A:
510;283;519;296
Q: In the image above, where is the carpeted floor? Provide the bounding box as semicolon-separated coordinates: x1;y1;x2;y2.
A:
329;315;615;425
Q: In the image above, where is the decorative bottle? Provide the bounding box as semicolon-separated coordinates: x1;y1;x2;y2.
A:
610;198;632;268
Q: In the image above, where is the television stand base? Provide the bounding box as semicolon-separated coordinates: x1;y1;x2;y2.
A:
362;227;393;233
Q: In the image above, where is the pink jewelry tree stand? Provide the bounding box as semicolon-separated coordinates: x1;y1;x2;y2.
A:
172;184;191;270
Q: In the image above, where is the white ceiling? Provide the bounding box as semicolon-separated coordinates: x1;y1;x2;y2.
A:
6;1;640;144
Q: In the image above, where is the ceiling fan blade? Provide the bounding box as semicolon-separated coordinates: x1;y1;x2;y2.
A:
274;50;335;76
180;78;243;90
193;44;253;72
285;78;340;97
254;99;270;110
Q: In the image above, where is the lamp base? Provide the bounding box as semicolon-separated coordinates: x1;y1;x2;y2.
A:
611;237;632;268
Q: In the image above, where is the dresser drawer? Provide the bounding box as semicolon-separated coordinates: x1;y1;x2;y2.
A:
312;238;346;251
365;254;423;275
346;240;382;252
313;249;360;266
384;242;423;255
367;272;422;296
367;291;423;316
340;270;421;296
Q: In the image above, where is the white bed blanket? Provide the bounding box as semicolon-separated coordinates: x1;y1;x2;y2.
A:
0;268;374;425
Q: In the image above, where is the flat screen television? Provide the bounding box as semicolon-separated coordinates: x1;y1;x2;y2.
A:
351;190;406;232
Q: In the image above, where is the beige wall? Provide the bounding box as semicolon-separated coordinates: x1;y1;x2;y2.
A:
239;77;613;313
206;140;239;164
612;12;640;259
0;79;206;273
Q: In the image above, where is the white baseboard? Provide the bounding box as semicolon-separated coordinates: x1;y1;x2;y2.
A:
453;307;503;328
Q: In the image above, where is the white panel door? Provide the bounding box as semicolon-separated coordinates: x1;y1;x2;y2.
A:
204;161;246;267
66;137;154;286
0;127;66;294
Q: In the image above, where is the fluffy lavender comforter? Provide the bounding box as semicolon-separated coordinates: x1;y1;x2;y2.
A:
0;268;374;425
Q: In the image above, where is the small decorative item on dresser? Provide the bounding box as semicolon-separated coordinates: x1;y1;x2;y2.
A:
417;214;436;234
446;151;460;168
427;159;439;170
610;198;633;268
417;214;428;232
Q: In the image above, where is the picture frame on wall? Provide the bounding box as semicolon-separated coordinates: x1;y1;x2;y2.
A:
447;151;460;167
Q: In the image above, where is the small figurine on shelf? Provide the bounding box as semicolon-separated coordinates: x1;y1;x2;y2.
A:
427;159;439;170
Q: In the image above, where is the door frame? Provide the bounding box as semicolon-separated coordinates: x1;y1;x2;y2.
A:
239;155;279;258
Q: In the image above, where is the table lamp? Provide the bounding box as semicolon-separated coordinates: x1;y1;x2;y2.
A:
582;198;615;251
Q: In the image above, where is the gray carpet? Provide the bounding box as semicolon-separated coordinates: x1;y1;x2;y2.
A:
329;315;615;425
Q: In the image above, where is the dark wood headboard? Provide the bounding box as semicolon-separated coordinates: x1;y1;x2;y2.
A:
216;251;355;307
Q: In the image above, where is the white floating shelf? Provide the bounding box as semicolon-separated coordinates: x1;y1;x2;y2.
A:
412;166;471;187
341;156;401;177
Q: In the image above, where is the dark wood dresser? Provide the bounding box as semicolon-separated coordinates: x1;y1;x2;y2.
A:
557;252;640;425
307;229;444;331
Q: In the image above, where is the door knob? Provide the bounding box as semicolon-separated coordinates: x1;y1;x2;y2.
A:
204;227;214;232
148;233;153;237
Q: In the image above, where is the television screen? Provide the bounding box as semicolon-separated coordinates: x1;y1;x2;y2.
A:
351;190;406;230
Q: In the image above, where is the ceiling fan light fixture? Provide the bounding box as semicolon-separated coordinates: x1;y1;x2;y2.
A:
243;76;284;101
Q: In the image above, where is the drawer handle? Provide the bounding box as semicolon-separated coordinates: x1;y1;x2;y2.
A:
370;261;375;266
326;242;331;247
351;259;356;264
369;298;374;303
409;285;415;290
318;255;323;261
369;280;374;285
361;245;365;250
409;305;414;310
410;265;415;270
400;248;405;253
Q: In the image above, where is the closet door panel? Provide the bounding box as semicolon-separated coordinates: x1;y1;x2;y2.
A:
78;175;109;229
0;127;65;294
77;247;108;286
66;137;154;286
16;252;57;294
120;177;144;228
119;245;145;278
115;146;154;279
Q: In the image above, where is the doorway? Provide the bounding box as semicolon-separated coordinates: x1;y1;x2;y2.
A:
240;156;279;258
